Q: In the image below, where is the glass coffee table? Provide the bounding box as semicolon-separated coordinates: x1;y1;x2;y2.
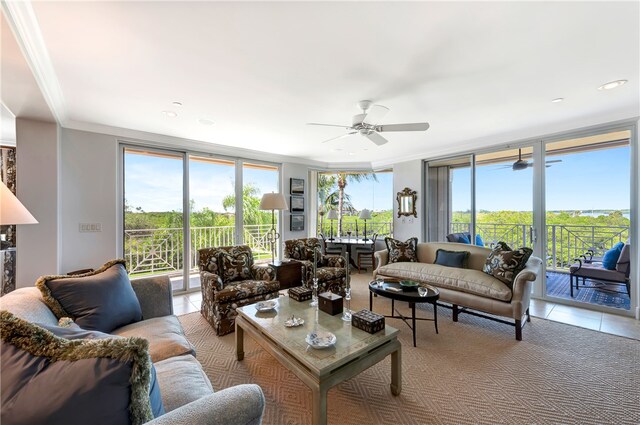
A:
236;296;401;425
369;279;439;347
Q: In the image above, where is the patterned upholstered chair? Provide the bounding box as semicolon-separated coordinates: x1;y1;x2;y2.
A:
197;245;280;336
283;238;347;296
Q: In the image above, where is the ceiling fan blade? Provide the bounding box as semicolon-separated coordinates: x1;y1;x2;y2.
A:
321;132;356;144
545;159;563;164
362;105;389;126
307;122;352;129
365;132;389;146
377;122;430;132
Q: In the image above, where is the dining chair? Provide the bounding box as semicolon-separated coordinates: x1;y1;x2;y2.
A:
356;233;378;273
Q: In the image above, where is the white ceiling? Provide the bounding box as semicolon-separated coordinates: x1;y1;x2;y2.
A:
11;2;640;165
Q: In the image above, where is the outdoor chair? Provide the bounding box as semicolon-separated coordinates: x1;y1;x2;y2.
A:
446;232;485;246
569;243;631;297
284;237;347;296
197;245;280;336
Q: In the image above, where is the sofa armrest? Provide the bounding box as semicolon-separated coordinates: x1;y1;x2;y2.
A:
145;384;265;425
373;249;389;272
322;255;346;268
251;264;276;282
511;256;542;311
130;275;173;319
201;271;224;291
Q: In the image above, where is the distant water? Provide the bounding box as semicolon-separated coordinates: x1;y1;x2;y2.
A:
579;212;630;219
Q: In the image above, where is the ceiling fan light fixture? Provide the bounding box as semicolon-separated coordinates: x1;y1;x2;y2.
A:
598;79;627;90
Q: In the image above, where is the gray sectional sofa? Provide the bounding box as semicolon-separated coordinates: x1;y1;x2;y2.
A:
0;275;265;425
374;242;542;340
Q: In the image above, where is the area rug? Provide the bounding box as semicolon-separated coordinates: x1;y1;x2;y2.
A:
179;275;639;425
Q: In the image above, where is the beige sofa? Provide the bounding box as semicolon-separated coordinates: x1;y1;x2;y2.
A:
374;242;542;340
0;275;265;425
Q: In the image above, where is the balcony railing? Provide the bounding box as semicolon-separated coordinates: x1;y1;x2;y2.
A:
450;222;629;271
125;224;273;276
317;221;393;239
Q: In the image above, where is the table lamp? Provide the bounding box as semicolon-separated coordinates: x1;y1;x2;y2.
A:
358;209;372;241
326;209;338;241
259;192;288;264
1;181;38;249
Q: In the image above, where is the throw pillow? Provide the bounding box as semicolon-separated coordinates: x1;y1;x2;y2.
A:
36;259;142;333
460;234;471;244
0;311;161;425
218;251;252;283
475;234;485;247
602;242;624;270
385;237;418;263
482;241;533;289
434;249;470;269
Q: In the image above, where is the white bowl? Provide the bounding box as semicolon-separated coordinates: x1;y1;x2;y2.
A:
305;331;337;349
255;300;277;312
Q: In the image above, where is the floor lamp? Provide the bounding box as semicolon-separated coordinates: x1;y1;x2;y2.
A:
1;181;38;248
326;209;338;241
259;192;288;265
358;209;372;241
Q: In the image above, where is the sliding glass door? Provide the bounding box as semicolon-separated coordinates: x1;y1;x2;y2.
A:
123;146;281;292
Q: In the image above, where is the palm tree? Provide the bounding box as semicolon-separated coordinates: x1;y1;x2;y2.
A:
336;172;378;235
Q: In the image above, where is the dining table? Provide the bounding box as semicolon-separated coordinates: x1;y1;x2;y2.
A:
325;237;375;268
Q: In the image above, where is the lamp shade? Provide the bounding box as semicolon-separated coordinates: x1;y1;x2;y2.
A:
358;209;372;220
326;209;338;220
259;192;288;211
0;181;37;225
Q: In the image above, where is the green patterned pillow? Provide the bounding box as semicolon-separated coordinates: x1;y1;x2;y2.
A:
385;237;418;263
483;242;533;289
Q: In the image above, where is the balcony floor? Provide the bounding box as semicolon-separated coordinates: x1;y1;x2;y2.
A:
545;271;630;311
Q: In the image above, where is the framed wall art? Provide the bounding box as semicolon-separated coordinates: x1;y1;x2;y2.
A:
290;214;305;231
290;178;304;194
290;195;304;212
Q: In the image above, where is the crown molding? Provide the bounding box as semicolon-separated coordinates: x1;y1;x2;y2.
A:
2;0;67;124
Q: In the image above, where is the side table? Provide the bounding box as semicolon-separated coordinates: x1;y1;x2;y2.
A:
269;260;303;290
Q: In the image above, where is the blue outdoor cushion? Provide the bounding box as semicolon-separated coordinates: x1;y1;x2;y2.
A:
475;234;485;247
459;234;471;244
602;242;624;270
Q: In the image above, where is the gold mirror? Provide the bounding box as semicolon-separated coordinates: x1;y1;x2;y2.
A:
396;187;417;217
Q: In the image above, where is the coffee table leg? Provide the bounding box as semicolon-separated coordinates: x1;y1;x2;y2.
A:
391;345;402;396
236;321;244;361
411;302;416;347
369;290;373;311
312;386;328;425
433;302;439;334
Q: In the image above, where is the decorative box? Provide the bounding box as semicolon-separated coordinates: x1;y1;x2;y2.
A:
352;309;385;334
288;286;312;302
318;292;343;316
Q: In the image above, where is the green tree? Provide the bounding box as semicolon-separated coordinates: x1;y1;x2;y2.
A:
336;172;377;235
222;184;270;225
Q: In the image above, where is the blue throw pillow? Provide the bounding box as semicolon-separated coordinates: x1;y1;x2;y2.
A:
602;242;624;270
435;249;470;268
475;234;485;247
459;234;471;244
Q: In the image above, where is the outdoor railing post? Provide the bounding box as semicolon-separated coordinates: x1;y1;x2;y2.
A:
551;225;557;271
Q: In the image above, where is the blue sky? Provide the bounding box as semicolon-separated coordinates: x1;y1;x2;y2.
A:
340;172;393;211
452;146;630;212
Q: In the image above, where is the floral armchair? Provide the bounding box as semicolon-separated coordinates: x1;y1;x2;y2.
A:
198;245;280;336
284;238;347;296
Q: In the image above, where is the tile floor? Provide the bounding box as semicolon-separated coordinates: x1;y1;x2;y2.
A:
174;280;640;341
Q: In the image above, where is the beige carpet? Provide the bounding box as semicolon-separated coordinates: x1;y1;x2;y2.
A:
179;274;640;425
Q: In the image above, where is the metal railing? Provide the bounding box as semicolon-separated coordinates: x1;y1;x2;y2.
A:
317;221;393;239
450;222;629;271
125;224;273;276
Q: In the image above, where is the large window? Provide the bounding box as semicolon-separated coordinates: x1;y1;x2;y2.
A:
316;170;393;238
123;146;280;292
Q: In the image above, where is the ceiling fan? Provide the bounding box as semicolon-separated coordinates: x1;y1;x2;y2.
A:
307;100;429;146
496;149;562;171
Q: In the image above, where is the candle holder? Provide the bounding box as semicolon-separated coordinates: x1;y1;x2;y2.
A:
341;287;352;322
310;278;319;307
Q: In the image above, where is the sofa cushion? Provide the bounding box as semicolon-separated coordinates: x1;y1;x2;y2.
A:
0;287;58;326
0;311;156;425
385;237;418;263
434;249;469;269
315;267;347;282
214;280;281;304
112;315;195;363
219;251;253;284
482;242;533;289
36;259;142;333
154;355;214;413
377;262;512;302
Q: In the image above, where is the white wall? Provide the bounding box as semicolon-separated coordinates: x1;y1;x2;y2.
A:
281;162;309;247
60;128;119;272
392;159;423;241
15;118;59;287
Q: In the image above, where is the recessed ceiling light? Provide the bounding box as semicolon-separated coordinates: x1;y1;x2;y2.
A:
198;118;214;126
334;148;343;151
551;98;564;103
172;101;183;107
162;110;177;118
347;152;355;156
598;79;627;90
